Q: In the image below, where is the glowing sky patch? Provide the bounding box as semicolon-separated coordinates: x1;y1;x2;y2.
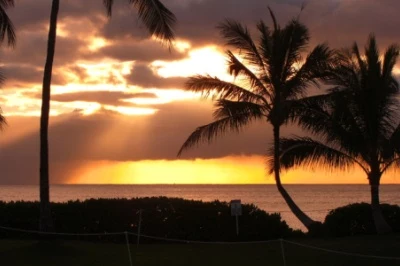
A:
88;37;109;52
68;156;400;185
1;0;400;185
75;60;134;84
152;46;233;81
103;105;157;116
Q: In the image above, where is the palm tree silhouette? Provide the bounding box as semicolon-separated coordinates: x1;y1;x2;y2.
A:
0;0;16;47
178;9;334;231
277;36;399;234
39;0;176;231
0;0;16;129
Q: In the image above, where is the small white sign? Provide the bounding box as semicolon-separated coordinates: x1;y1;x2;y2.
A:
230;199;242;216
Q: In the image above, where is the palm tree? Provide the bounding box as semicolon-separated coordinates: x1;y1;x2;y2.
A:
0;0;16;129
277;36;399;234
177;9;334;231
0;0;16;47
39;0;176;231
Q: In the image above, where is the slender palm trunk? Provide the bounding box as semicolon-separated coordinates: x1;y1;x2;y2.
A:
39;0;59;232
369;175;392;234
273;125;316;230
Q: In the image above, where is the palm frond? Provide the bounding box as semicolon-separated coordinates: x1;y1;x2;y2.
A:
177;100;264;156
103;0;114;16
365;35;381;78
274;137;359;173
0;107;6;131
280;19;309;81
104;0;176;44
266;15;309;88
324;49;361;90
256;20;272;73
185;75;267;104
0;0;15;47
380;124;400;162
0;68;5;85
388;123;400;154
0;0;14;8
382;44;400;89
289;91;368;158
218;19;265;69
131;0;176;44
284;43;334;99
213;99;266;120
381;156;400;174
352;42;367;78
267;6;278;31
225;50;271;103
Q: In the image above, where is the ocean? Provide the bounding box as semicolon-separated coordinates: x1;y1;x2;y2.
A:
0;184;399;230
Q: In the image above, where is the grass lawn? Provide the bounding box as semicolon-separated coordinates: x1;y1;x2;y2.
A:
0;234;399;266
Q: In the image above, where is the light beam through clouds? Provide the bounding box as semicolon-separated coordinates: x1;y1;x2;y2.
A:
0;0;399;184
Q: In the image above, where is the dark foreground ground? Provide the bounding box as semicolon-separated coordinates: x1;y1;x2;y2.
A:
0;234;399;266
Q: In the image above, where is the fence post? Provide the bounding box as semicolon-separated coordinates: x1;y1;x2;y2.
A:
125;231;133;266
280;239;287;266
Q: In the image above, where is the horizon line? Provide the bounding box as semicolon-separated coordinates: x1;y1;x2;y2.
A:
2;183;400;186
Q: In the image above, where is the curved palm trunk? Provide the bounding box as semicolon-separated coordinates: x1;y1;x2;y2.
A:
39;0;59;232
273;125;316;230
369;175;392;234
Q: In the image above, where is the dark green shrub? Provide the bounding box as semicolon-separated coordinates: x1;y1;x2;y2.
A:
0;197;299;242
324;203;400;236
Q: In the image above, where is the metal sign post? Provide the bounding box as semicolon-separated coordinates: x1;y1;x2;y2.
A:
230;199;242;236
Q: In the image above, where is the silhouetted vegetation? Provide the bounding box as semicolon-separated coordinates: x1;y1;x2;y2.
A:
178;7;336;231
323;203;400;237
0;0;16;47
0;0;16;129
278;36;400;234
0;197;299;242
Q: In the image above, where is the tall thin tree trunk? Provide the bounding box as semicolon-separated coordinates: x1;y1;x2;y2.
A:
369;177;392;234
39;0;59;232
273;125;316;230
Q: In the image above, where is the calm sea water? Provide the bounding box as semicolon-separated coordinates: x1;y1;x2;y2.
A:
0;184;399;230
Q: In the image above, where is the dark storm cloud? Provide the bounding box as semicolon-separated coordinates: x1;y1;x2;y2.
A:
98;39;187;62
100;5;155;41
0;32;86;68
174;0;400;49
305;0;400;49
100;0;287;46
3;64;43;84
97;0;304;46
3;0;400;88
126;63;185;89
8;0;104;31
90;0;400;61
2;64;66;86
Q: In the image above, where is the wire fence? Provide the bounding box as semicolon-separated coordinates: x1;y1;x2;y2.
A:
0;225;400;266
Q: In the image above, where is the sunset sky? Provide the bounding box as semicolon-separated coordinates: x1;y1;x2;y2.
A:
0;0;399;184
